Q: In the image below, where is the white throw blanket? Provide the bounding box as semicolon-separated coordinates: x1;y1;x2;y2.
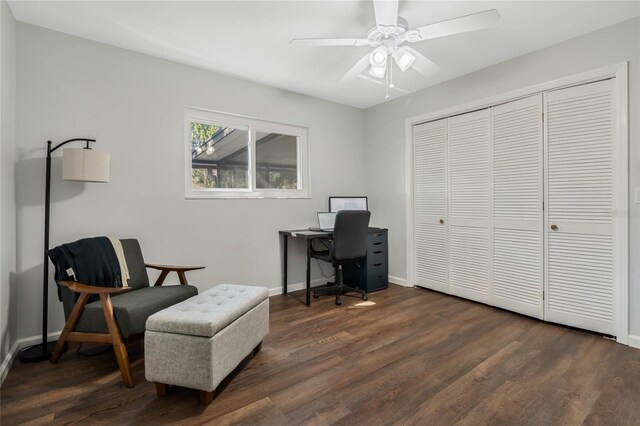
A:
107;236;130;288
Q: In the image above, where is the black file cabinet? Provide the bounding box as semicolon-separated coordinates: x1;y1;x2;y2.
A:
344;228;388;293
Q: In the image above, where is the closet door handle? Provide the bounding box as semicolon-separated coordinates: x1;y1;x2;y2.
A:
439;219;444;224
550;224;558;231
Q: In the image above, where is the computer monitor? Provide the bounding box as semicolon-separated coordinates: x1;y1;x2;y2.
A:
329;196;368;213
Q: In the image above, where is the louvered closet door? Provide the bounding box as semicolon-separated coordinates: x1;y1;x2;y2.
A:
413;119;448;292
545;79;616;335
448;109;491;303
491;95;544;318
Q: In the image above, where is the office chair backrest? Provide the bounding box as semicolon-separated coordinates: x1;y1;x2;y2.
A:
333;210;371;261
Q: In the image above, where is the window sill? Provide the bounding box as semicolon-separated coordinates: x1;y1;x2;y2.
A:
185;193;311;200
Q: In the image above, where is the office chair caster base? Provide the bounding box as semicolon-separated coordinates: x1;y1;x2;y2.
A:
313;290;319;299
362;293;368;301
335;298;342;306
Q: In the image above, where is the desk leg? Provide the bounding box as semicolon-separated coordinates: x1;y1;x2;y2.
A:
306;239;311;307
283;235;288;295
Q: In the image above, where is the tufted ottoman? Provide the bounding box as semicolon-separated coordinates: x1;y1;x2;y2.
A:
144;284;269;404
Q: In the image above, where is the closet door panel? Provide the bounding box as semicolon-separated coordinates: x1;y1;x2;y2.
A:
493;229;542;312
449;226;489;296
448;109;491;303
547;233;613;330
545;79;615;335
491;95;544;318
413;119;448;292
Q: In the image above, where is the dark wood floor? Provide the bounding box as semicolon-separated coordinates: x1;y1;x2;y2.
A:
2;284;639;425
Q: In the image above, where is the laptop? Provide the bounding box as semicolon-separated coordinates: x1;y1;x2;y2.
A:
309;212;337;232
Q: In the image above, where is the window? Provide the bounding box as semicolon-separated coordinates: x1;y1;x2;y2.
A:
185;107;309;198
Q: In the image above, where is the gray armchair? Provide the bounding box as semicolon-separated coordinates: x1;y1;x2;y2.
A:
51;239;201;388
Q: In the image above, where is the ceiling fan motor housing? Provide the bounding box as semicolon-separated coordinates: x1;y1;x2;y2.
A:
366;17;409;46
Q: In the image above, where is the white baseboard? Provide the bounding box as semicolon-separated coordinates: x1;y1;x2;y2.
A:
269;275;414;295
268;278;328;297
0;341;20;386
628;334;640;349
0;331;62;387
389;275;411;287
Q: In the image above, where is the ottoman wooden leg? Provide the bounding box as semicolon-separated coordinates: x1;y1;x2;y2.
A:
155;383;168;397
253;341;263;354
200;390;215;405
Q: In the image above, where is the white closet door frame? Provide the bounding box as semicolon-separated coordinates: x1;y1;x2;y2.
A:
406;62;628;344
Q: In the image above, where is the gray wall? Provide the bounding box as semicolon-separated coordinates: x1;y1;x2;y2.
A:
364;17;640;334
1;0;17;368
7;14;640;347
14;23;366;340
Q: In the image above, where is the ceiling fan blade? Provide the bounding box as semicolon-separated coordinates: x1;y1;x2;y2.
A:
373;0;399;27
408;9;500;42
404;47;440;77
357;75;410;93
340;53;371;84
290;38;370;47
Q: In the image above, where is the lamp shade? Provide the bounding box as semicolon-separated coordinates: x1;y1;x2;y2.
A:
62;148;110;182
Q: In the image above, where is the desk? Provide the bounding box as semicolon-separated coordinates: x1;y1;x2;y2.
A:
279;228;388;307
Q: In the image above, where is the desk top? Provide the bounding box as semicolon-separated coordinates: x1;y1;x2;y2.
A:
279;227;387;239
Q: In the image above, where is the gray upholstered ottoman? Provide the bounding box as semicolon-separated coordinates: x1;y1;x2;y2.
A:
144;284;269;404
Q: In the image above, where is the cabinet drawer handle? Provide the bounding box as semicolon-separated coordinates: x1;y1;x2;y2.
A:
376;275;384;279
373;242;382;245
551;224;558;231
439;219;444;224
373;250;382;254
373;263;383;267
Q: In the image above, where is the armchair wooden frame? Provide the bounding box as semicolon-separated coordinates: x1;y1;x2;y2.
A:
50;264;204;388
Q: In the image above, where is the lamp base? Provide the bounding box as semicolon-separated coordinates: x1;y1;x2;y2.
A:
18;341;57;363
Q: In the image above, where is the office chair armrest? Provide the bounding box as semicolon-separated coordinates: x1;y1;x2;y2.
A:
145;264;205;286
57;280;133;295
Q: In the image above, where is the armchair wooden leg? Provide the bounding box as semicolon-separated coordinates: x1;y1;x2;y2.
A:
253;341;262;354
51;293;90;363
100;294;135;388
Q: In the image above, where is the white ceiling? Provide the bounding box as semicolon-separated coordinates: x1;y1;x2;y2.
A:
8;1;640;109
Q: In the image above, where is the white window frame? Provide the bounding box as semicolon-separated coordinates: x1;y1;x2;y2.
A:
185;107;310;199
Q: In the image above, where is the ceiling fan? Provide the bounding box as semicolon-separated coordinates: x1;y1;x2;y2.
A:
291;0;500;94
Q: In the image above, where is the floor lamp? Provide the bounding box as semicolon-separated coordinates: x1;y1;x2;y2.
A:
19;138;110;362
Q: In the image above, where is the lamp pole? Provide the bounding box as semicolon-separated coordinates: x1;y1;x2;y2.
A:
19;138;96;362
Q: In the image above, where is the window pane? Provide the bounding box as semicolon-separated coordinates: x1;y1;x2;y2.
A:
255;131;298;189
191;122;249;189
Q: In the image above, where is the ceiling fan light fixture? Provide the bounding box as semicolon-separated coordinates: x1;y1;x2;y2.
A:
368;65;386;79
393;47;416;72
369;46;388;68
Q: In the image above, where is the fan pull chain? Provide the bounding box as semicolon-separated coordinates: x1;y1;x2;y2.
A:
385;60;390;100
389;59;395;89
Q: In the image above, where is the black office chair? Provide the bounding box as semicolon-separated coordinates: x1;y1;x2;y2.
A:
311;210;371;306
